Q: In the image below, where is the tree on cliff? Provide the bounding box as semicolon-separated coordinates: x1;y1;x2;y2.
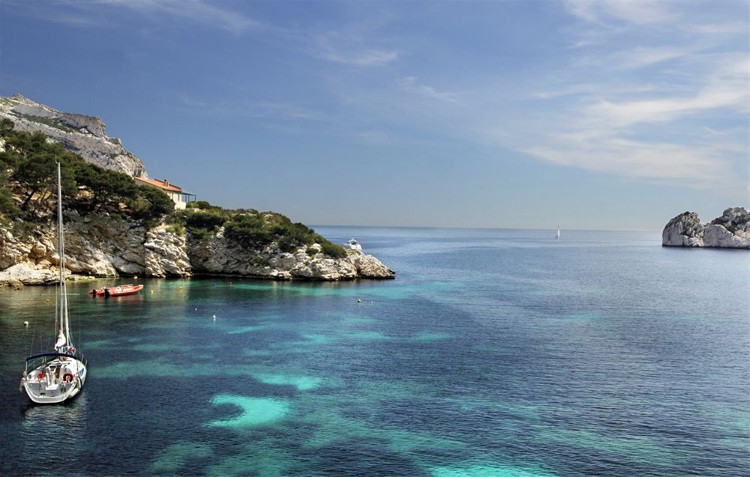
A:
0;120;173;227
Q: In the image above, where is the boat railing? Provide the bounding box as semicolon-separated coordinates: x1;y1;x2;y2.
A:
24;351;88;373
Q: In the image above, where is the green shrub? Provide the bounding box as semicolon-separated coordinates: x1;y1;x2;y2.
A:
185;209;225;231
166;223;185;236
225;213;272;246
187;200;222;212
321;241;347;258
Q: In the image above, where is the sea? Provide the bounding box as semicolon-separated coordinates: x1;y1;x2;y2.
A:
0;227;748;477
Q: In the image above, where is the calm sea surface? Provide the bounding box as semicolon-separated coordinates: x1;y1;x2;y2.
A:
1;227;748;476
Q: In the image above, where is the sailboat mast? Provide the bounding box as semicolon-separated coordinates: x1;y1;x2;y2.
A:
56;162;70;343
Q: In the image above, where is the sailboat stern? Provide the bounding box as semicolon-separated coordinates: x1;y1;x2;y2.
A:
21;353;87;404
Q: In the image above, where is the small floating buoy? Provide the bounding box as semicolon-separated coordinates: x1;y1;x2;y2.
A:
194;307;198;311
23;321;29;326
150;290;154;294
212;315;216;321
357;299;362;303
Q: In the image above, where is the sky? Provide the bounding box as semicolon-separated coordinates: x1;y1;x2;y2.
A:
0;0;747;230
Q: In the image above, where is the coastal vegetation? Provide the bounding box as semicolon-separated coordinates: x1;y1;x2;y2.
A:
0;118;173;229
171;202;346;258
0;118;347;258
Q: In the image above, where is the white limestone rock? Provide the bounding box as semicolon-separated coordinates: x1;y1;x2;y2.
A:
0;218;395;285
0;263;57;285
0;94;147;177
704;207;750;249
345;249;396;279
662;211;704;247
662;208;749;249
144;226;191;277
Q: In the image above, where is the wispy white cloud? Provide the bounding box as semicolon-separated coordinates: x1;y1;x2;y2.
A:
515;1;750;192
96;0;260;33
398;77;465;103
521;124;737;187
315;48;398;67
308;28;399;67
610;46;691;70
9;0;260;33
563;0;679;25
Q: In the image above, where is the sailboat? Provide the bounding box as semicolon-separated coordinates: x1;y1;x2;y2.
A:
20;162;87;404
555;226;561;239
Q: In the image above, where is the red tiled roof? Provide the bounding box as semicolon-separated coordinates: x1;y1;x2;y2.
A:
134;177;183;193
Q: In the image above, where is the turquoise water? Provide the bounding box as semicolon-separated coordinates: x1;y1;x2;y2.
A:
0;227;748;476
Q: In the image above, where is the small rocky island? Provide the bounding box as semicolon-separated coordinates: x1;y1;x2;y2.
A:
662;207;750;249
0;94;394;286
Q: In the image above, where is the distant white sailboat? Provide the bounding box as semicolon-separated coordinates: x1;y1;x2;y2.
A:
555;226;561;239
20;163;87;404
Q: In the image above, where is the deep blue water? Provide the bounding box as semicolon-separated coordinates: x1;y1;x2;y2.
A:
0;227;748;476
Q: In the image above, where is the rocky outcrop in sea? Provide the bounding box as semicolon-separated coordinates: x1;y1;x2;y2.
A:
0;213;395;286
662;207;750;249
0;93;147;177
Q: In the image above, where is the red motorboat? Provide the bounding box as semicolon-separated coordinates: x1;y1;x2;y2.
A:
89;284;144;298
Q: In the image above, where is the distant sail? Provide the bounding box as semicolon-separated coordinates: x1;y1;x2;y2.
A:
555;227;561;239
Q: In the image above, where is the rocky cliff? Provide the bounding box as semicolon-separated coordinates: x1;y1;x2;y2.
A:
0;94;395;286
0;213;395;286
0;94;147;177
662;207;750;249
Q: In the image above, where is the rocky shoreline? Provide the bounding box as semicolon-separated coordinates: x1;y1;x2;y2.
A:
662;207;750;249
0;212;394;287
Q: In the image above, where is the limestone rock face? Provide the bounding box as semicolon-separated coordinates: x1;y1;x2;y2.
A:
187;229;395;281
0;94;147;177
345;249;396;278
144;227;191;277
0;219;395;285
662;211;705;247
0;263;57;286
0;212;193;285
704;207;750;248
662;208;750;249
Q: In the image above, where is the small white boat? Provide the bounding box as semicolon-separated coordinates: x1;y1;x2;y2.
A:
555;226;561;240
343;238;363;252
20;163;87;404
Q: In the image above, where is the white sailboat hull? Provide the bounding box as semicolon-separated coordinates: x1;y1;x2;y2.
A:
21;356;87;404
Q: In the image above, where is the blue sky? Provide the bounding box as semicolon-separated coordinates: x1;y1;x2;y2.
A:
1;0;747;230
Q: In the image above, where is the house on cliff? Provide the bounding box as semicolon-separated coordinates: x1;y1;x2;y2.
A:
135;177;196;210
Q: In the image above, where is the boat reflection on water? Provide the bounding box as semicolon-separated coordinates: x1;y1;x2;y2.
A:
19;394;88;465
21;392;88;425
